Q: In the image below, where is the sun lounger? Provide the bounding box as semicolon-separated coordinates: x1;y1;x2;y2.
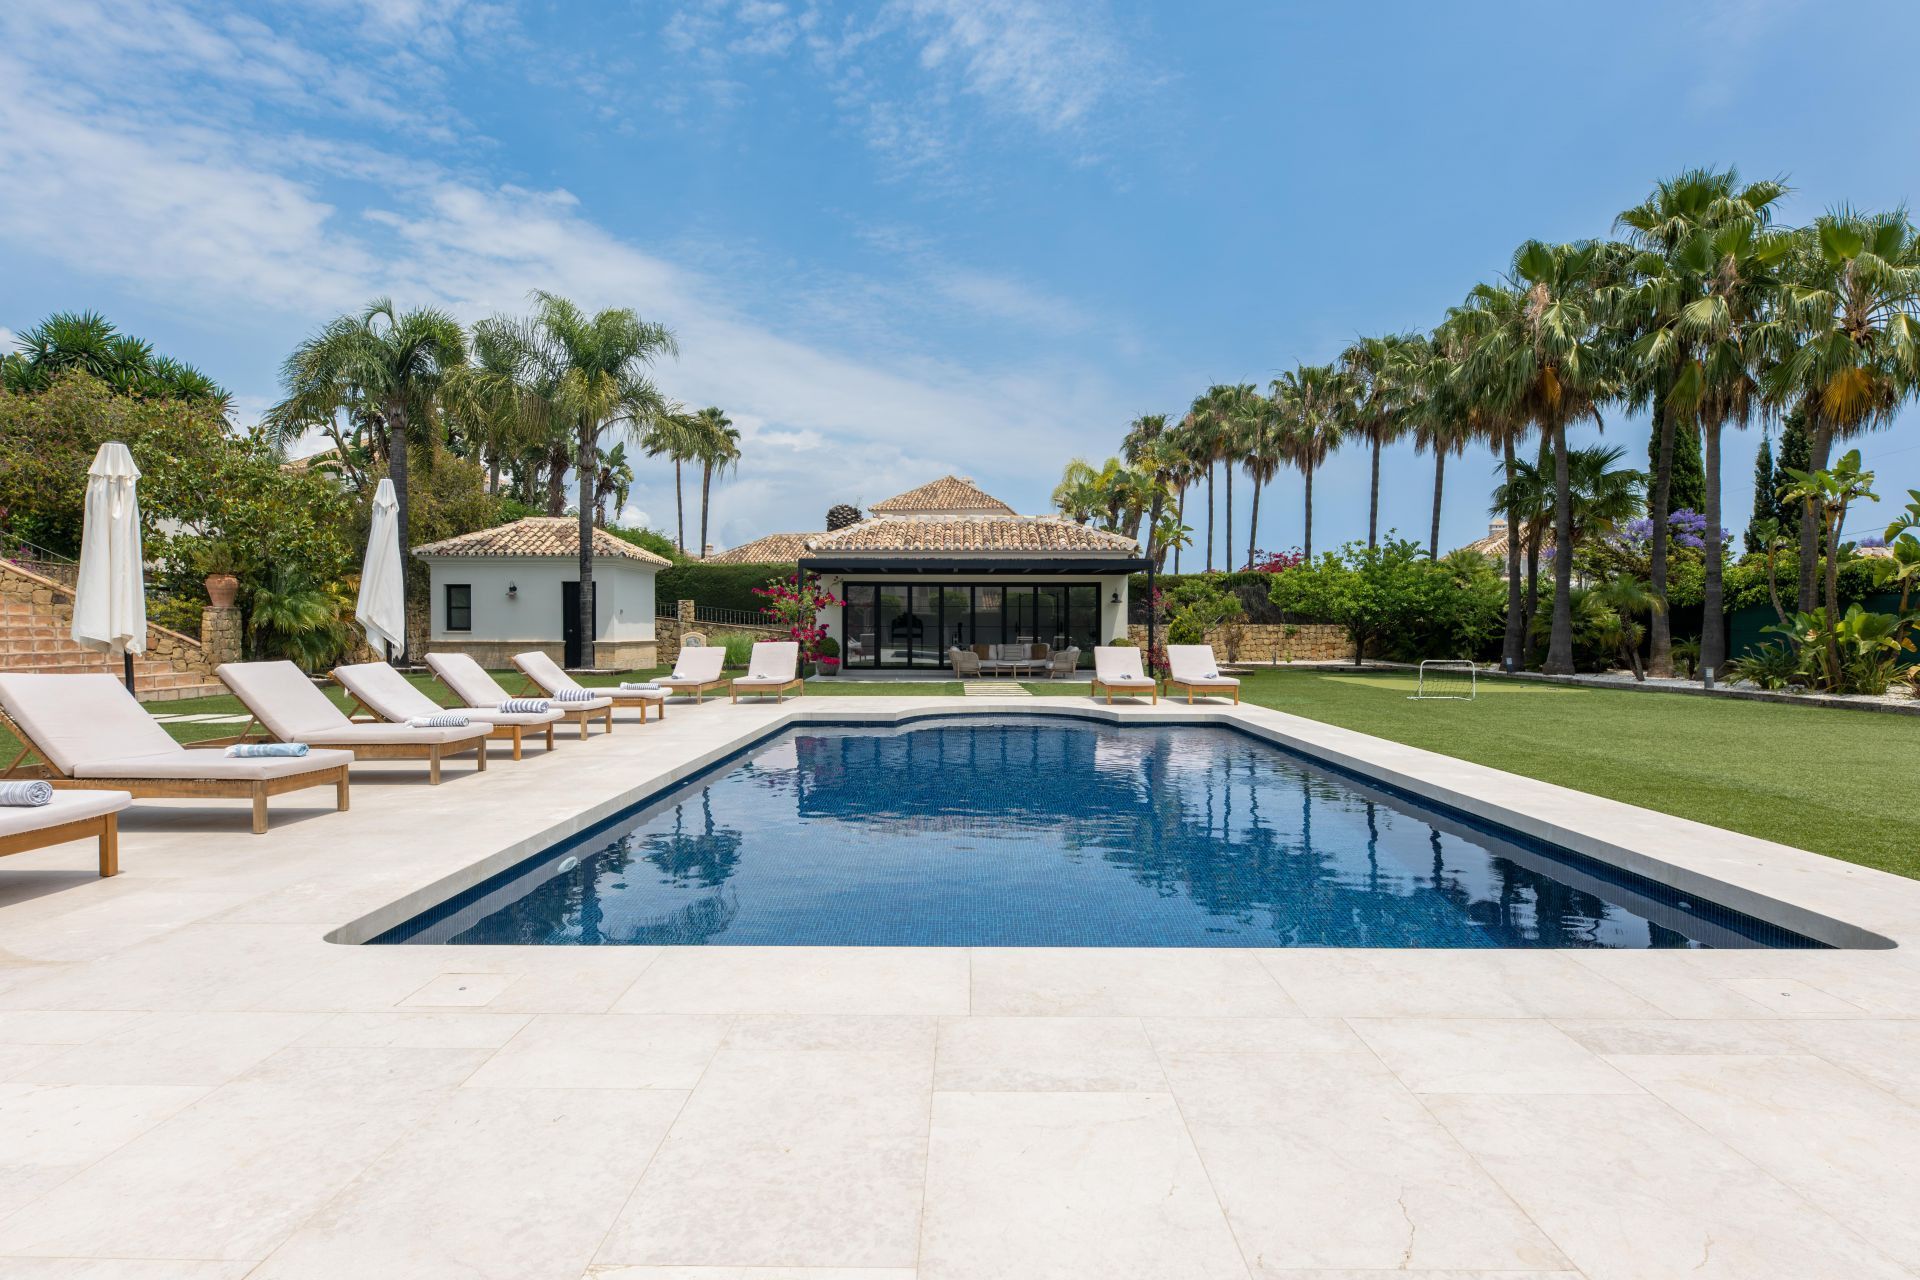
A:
333;661;561;760
0;788;129;876
654;646;728;702
515;650;664;722
1091;646;1158;704
427;652;611;740
1163;644;1241;704
731;642;803;703
218;661;488;784
0;673;351;834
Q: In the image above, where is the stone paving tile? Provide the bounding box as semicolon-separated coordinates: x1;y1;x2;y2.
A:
933;1015;1165;1092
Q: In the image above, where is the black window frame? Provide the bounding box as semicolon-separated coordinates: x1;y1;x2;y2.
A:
445;583;473;632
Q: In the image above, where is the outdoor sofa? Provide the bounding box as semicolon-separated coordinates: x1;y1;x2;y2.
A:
333;661;562;760
0;672;352;834
219;661;489;784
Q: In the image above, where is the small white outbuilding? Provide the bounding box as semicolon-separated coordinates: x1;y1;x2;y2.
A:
412;517;668;670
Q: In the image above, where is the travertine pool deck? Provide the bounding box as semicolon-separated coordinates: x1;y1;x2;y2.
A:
0;694;1917;1279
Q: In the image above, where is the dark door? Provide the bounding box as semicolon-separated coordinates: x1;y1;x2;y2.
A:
561;580;593;668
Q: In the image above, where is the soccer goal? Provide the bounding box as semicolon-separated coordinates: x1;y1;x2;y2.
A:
1409;659;1478;701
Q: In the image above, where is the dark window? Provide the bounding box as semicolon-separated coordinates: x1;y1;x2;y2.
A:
446;584;472;632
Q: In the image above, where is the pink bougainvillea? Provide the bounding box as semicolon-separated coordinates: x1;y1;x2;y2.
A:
752;576;846;661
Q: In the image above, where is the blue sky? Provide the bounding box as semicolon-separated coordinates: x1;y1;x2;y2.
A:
4;0;1917;554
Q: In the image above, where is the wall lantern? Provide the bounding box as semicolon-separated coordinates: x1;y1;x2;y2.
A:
1109;590;1121;604
506;582;518;600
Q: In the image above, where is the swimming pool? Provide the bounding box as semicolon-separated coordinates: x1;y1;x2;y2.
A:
372;718;1823;949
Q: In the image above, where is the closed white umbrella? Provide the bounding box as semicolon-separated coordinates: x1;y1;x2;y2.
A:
356;477;406;660
72;441;147;694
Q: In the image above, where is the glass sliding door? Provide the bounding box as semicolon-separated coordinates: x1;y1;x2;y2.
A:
1066;584;1099;665
842;584;877;668
939;586;972;658
1034;586;1065;652
973;586;1004;653
878;585;912;665
1006;586;1037;644
906;585;942;668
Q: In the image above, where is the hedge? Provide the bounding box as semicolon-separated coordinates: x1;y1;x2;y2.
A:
1127;570;1306;625
656;561;798;614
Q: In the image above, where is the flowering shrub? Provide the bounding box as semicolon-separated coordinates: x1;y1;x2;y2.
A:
752;575;846;662
1245;548;1305;573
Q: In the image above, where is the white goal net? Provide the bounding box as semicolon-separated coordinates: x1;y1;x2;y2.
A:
1409;659;1477;701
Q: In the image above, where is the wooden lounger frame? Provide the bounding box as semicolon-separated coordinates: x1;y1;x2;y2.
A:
1089;677;1156;705
335;682;556;761
1;711;348;836
655;676;729;704
1161;677;1239;705
731;676;804;703
208;714;486;785
0;809;119;876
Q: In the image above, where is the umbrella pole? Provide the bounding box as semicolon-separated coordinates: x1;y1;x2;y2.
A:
123;650;136;697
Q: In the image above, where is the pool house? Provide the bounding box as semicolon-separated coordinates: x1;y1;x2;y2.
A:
799;477;1147;671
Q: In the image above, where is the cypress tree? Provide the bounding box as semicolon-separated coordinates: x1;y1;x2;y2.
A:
1745;433;1775;552
1774;408;1811;533
1649;421;1707;514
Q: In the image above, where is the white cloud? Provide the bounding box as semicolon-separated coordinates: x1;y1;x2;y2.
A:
889;0;1126;132
0;1;1135;541
0;327;15;355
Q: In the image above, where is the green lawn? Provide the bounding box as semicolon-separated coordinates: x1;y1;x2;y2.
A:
1032;667;1919;880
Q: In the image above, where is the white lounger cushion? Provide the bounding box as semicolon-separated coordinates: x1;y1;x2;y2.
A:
733;642;799;685
0;674;353;780
335;662;560;727
0;788;129;838
1167;645;1239;685
426;652;512;707
511;652;616;709
1093;647;1155;686
661;648;725;684
219;661;487;746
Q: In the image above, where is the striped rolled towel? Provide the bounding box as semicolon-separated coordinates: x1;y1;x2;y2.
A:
226;742;310;758
497;697;552;714
408;712;471;728
619;682;663;691
0;779;53;807
552;688;599;704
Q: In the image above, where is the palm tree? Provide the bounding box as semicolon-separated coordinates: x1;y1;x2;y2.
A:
1272;364;1345;561
1463;241;1625;674
8;310;230;408
1339;333;1416;548
1052;458;1104;523
1758;208;1920;613
483;293;676;659
641;405;698;553
1241;391;1283;567
595;441;634;526
1130;434;1187;568
267;298;468;658
1184;389;1231;571
688;407;742;558
1613;168;1789;675
1119;413;1169;540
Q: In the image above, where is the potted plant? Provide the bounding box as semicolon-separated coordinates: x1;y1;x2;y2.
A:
195;539;241;609
815;635;840;677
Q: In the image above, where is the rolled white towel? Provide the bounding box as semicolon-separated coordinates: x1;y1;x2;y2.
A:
0;779;53;807
408;712;471;728
619;681;663;691
497;697;552;714
226;742;310;758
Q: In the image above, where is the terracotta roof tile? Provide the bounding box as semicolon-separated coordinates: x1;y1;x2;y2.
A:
412;517;672;565
867;475;1015;514
804;516;1139;555
703;533;812;564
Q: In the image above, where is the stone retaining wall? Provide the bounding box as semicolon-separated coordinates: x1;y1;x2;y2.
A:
656;600;769;667
1127;621;1354;663
0;560;224;699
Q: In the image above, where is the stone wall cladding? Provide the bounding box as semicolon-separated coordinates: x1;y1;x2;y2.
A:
1127;621;1353;663
656;614;769;667
0;561;224;700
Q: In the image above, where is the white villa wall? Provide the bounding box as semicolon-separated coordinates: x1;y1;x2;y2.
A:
420;555;657;668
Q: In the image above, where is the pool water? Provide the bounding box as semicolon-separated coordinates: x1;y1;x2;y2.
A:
374;719;1821;949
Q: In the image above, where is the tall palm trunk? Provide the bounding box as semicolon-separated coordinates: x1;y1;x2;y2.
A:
383;405;411;662
1173;485;1185;573
1796;414;1834;614
1302;461;1315;562
698;460;713;559
1224;468;1234;572
1647;395;1676;677
1204;463;1215;572
1246;474;1262;569
1701;419;1726;676
1501;433;1525;670
1544;420;1576;674
1368;436;1382;548
1428;449;1445;560
545;442;568;516
1145;489;1166;569
673;458;685;554
575;419;596;669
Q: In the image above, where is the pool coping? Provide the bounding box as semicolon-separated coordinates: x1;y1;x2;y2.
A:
324;699;1906;951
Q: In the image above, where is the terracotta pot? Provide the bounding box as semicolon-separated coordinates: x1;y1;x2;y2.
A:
203;573;240;609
